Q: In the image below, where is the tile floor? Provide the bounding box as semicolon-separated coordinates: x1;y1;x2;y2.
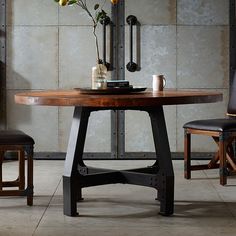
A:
0;160;235;236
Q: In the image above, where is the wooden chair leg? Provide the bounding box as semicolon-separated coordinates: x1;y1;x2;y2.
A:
208;150;220;168
184;130;191;179
219;134;227;186
0;150;4;190
209;137;220;168
27;147;34;206
227;141;235;163
214;136;236;173
225;138;236;172
18;150;25;190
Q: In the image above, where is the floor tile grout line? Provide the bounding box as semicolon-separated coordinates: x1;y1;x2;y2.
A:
32;177;62;236
209;178;236;219
200;160;236;218
175;0;178;152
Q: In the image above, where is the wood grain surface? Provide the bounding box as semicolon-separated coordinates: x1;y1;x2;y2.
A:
15;89;223;108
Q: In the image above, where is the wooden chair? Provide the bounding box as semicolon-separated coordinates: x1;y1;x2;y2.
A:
0;130;34;205
183;74;236;186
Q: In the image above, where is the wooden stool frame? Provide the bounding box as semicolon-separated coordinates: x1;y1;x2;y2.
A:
184;128;236;185
0;144;34;205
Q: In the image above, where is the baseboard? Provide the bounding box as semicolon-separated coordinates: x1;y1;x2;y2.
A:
4;151;215;160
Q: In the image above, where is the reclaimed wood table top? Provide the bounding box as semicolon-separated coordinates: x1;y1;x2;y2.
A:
15;89;223;108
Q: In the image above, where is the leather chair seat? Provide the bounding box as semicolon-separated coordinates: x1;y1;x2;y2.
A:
183;72;236;185
183;119;236;132
0;130;35;145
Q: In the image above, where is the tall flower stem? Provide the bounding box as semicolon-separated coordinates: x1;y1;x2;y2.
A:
76;0;101;64
93;25;100;63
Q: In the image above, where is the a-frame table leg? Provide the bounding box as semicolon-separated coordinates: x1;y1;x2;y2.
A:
149;106;174;216
63;107;90;216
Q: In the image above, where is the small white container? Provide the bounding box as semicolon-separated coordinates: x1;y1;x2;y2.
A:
152;75;166;91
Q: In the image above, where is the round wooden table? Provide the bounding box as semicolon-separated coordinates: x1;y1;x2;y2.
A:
15;89;222;217
15;89;222;107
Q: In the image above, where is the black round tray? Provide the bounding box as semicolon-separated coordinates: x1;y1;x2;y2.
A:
74;86;147;95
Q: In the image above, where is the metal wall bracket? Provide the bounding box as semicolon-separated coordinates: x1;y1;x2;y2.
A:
111;0;125;81
110;0;125;158
0;0;6;129
229;0;236;155
230;0;236;88
111;110;125;158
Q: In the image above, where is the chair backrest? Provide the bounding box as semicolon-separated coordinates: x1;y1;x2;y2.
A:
227;72;236;117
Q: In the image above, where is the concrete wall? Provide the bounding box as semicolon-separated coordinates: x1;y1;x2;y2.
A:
6;0;229;153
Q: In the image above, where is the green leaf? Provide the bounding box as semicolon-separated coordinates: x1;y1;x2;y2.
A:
68;0;77;5
96;9;107;22
94;4;99;10
96;12;102;22
54;0;60;2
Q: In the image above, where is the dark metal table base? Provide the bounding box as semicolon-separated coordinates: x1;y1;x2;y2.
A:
63;106;174;217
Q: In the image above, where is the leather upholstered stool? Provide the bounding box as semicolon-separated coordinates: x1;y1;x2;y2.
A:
0;130;34;205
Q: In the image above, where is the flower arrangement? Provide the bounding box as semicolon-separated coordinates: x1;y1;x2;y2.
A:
54;0;119;89
54;0;118;65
